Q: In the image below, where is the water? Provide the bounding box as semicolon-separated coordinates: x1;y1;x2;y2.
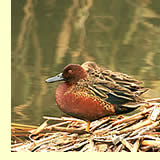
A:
12;0;160;125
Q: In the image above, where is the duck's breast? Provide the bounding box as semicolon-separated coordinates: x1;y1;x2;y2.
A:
55;83;115;121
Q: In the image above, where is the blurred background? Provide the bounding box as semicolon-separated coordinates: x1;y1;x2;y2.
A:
12;0;160;126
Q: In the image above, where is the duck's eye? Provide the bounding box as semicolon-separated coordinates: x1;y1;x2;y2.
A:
68;69;73;74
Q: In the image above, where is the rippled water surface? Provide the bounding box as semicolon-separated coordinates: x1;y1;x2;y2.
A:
12;0;160;125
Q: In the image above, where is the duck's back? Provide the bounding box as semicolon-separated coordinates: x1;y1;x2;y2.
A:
81;61;149;110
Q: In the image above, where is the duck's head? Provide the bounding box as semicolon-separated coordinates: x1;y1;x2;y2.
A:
46;64;87;84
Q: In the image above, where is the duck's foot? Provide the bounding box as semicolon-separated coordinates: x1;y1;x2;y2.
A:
85;121;90;132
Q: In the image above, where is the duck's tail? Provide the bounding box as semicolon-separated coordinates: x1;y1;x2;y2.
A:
115;97;160;114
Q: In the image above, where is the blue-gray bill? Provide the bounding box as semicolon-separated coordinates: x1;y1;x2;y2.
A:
45;73;64;83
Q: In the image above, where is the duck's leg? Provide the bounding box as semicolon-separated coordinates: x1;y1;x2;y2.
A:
85;121;90;132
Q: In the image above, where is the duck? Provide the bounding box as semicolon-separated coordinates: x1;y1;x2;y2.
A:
46;61;149;132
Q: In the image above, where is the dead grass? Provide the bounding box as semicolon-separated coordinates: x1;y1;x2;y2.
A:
11;98;160;152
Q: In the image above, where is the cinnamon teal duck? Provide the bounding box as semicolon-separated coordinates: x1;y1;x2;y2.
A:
46;61;149;131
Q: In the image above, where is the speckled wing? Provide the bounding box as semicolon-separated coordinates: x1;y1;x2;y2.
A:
82;61;149;107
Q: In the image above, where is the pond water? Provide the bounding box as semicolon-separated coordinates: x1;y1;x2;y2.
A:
12;0;160;125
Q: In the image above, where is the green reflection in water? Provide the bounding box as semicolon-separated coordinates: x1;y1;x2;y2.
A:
12;0;160;125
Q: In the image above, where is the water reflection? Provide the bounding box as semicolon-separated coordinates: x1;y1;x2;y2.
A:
12;0;160;125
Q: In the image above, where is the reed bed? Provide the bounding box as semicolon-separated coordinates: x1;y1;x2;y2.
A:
11;98;160;152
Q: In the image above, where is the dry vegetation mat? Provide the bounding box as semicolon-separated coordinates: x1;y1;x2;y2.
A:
11;98;160;152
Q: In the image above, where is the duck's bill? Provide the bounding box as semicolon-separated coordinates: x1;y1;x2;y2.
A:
45;73;65;83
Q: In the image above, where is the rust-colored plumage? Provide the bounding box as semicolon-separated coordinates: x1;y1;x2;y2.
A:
46;62;149;131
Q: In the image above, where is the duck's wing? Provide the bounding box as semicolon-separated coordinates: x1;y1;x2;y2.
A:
86;69;149;107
